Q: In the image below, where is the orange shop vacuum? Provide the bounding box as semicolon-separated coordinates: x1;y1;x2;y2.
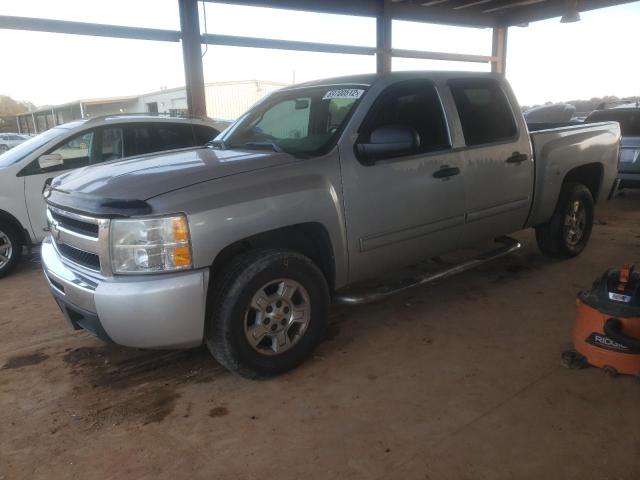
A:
563;264;640;380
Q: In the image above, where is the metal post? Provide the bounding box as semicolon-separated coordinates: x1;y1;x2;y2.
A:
178;0;207;117
31;112;37;134
16;117;21;134
79;102;85;119
376;0;392;74
491;27;508;75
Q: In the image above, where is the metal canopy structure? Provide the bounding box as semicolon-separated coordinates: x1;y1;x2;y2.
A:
0;0;636;118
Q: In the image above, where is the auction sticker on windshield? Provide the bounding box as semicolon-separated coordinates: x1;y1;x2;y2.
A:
322;89;365;100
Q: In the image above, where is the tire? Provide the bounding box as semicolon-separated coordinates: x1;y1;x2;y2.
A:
535;182;594;258
206;248;330;378
0;221;23;278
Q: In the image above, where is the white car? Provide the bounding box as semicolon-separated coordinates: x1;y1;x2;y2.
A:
0;133;28;152
0;114;226;277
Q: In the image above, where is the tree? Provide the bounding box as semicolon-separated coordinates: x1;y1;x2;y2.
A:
0;95;35;115
0;95;36;133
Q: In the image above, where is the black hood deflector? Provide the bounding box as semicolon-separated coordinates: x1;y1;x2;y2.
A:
46;188;152;217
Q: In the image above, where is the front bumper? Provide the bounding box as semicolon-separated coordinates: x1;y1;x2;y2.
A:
41;236;209;349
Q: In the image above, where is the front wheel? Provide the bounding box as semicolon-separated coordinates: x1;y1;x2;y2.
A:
206;249;329;378
535;182;594;258
0;221;23;278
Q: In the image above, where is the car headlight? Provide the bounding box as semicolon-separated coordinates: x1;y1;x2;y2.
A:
110;214;192;274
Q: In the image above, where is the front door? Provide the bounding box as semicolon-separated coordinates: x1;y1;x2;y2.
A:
339;79;466;283
24;126;124;242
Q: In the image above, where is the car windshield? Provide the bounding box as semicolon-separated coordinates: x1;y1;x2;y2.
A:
217;84;368;157
585;109;640;136
0;127;69;167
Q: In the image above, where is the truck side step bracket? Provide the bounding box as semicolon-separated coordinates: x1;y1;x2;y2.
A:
333;236;522;305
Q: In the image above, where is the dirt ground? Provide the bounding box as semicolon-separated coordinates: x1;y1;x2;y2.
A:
2;192;640;480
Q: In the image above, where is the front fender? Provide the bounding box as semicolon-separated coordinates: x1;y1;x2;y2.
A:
147;154;349;288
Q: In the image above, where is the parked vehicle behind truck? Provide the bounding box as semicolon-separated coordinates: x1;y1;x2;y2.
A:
0;114;226;277
585;107;640;188
41;72;620;377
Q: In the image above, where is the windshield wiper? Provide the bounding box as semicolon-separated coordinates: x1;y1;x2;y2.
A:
241;141;283;153
207;139;227;150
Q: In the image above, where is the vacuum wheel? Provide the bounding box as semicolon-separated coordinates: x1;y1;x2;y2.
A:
561;350;588;370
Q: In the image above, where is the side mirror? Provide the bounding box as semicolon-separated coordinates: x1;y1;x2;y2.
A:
357;125;420;163
38;153;64;170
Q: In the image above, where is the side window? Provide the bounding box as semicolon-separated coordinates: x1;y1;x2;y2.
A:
47;131;95;171
255;98;311;140
128;125;155;156
153;124;195;151
448;79;517;147
99;127;124;163
360;80;450;159
193;125;218;145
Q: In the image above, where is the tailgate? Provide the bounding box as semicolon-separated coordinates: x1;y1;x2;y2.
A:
619;136;640;173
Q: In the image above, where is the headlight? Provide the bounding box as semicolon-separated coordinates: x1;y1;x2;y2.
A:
110;214;192;274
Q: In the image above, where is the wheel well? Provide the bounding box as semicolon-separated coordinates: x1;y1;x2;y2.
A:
211;223;336;289
563;163;603;202
0;209;29;247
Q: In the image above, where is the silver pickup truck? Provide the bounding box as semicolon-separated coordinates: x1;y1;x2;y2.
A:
41;72;620;377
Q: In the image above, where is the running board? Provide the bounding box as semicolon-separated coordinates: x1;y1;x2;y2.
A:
333;236;522;305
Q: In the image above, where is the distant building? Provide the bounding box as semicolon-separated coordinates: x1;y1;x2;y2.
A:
16;80;287;134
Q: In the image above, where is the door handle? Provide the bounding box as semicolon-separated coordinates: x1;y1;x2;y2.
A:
506;152;528;164
433;165;460;179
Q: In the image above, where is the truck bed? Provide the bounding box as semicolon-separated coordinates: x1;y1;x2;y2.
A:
526;121;621;227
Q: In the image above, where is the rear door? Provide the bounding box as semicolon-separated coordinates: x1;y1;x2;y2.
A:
447;78;534;245
339;79;466;282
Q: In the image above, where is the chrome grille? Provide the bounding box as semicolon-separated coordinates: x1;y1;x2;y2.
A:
46;206;111;276
56;243;101;270
49;209;99;237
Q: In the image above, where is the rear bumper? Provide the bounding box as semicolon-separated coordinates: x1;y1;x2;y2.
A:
41;236;208;349
618;172;640;189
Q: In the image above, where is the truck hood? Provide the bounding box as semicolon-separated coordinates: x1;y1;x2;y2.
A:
51;147;297;201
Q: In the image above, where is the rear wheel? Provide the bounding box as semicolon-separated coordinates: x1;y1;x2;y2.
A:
0;221;22;278
206;249;329;378
535;182;594;258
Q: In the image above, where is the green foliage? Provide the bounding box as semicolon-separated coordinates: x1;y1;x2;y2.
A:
0;95;36;116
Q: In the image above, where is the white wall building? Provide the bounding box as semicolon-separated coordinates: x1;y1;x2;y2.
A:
17;80;288;134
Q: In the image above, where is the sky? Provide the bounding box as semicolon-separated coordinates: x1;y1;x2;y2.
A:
0;0;639;108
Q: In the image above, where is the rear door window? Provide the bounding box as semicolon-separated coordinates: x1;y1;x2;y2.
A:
193;125;219;145
100;127;125;162
152;124;195;151
449;78;517;147
127;125;155;156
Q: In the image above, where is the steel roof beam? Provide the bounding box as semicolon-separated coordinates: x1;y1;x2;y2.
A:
0;15;181;42
201;33;377;55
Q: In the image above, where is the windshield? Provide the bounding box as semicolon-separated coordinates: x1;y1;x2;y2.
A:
0;127;69;167
585;109;640;136
217;84;368;157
